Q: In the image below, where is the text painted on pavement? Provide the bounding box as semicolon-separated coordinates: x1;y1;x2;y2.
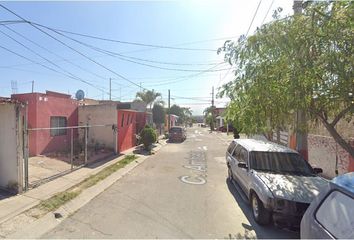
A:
179;150;207;185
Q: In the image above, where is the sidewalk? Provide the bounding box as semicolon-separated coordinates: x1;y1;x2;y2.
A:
0;139;167;238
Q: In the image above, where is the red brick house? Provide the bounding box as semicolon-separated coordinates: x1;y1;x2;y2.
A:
12;91;78;156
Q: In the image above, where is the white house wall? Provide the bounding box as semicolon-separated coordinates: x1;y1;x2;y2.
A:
78;104;116;150
0;104;21;191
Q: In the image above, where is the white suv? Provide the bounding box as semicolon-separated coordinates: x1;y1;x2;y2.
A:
226;139;328;228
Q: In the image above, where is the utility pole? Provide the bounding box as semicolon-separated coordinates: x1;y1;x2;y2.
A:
293;0;308;160
31;80;34;93
211;86;215;132
168;89;171;131
109;78;112;101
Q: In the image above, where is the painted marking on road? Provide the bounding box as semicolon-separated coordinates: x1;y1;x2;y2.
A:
202;146;208;151
179;150;207;186
180;176;206;185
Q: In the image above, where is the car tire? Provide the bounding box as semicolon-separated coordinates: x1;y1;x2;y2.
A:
251;193;271;225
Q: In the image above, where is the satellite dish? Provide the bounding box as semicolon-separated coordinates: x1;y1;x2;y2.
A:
75;90;85;100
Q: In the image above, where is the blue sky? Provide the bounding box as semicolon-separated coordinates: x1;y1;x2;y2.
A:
0;0;293;115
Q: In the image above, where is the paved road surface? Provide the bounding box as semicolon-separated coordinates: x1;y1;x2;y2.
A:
44;126;299;239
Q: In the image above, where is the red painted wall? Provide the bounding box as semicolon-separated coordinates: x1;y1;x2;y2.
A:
12;92;78;156
117;110;136;152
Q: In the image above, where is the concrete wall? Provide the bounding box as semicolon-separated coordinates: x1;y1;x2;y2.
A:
308;134;353;179
0;104;23;192
78;104;116;150
12;92;78;156
307;120;354;178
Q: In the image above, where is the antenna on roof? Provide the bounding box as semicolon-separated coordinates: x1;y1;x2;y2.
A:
75;89;85;100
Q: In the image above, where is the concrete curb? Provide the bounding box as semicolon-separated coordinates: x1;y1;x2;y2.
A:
2;140;167;238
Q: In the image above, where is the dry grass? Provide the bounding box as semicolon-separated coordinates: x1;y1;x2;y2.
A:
36;154;137;213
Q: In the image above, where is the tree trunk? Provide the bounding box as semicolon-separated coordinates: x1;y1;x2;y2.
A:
320;118;354;159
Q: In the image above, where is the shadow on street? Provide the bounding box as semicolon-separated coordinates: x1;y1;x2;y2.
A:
226;178;300;239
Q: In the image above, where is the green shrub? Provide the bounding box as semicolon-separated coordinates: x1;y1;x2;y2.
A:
140;125;157;151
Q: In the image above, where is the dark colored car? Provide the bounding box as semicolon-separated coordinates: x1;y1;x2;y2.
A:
300;172;354;239
169;127;186;142
226;139;328;229
218;124;234;132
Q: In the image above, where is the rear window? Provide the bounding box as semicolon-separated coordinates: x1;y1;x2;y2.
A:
169;128;182;133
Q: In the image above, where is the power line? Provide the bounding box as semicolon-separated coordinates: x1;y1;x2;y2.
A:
261;0;275;25
0;28;111;94
2;25;111;83
27;26;228;73
246;0;263;36
30;23;217;52
0;43;109;93
0;4;147;91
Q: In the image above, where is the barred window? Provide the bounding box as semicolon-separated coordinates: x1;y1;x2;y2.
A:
50;116;67;136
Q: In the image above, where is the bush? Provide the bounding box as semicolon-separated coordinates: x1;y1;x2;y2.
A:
139;125;157;151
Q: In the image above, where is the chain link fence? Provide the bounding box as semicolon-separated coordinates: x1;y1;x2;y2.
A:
24;124;117;189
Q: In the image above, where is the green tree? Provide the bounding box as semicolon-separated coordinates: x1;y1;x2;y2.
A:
218;1;354;157
135;89;163;110
168;104;192;125
152;103;165;134
140;125;157;151
203;106;215;131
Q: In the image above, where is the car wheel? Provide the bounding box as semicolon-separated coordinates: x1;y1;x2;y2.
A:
251;193;271;225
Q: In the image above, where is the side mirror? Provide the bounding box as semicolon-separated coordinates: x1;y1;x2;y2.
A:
238;162;248;169
313;168;323;174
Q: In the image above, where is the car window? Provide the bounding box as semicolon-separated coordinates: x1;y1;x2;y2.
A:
232;145;246;162
239;148;248;163
315;190;354;239
227;142;236;154
169;128;182;133
249;151;314;175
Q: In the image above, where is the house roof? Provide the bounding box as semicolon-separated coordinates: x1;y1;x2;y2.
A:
0;97;22;105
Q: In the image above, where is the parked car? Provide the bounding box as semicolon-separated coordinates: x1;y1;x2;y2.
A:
218;124;234;132
169;126;186;142
226;139;328;228
300;172;354;239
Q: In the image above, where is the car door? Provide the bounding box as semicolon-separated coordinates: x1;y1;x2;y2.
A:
234;146;249;192
226;142;236;168
238;147;250;190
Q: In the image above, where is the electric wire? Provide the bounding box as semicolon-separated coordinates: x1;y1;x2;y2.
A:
261;0;274;25
2;25;110;84
246;0;263;36
30;23;217;52
0;4;148;91
28;25;229;73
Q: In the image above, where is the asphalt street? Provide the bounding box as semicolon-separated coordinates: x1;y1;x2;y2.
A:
43;126;299;239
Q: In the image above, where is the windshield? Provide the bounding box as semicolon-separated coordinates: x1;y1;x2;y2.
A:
170;128;182;133
249;151;314;175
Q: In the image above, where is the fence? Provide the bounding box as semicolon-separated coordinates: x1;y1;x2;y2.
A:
24;124;117;189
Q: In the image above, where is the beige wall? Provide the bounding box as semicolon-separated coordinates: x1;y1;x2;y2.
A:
0;104;23;192
78;104;116;150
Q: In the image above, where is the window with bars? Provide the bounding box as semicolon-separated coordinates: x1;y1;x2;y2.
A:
50;116;67;136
